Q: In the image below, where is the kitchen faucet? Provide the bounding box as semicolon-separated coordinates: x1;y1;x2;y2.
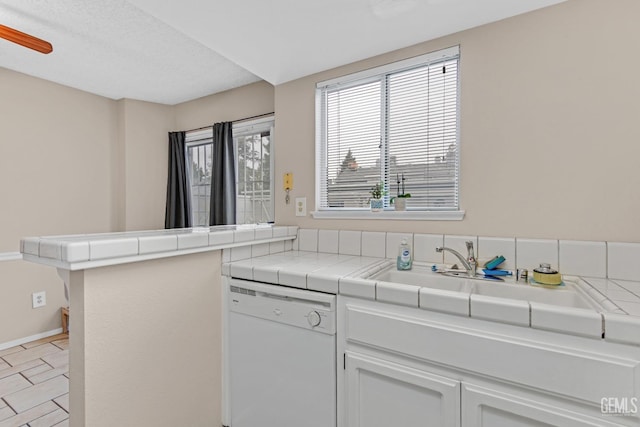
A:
435;241;477;277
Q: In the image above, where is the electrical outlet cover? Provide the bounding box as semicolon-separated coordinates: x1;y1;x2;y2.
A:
32;291;46;308
295;197;307;217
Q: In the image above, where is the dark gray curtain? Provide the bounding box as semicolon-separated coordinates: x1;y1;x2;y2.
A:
210;122;236;225
165;131;192;229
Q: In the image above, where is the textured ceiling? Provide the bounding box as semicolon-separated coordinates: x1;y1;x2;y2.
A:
0;0;261;104
0;0;566;105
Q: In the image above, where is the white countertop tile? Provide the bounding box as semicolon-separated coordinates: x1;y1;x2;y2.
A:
419;288;470;317
613;300;640;317
339;277;376;300
377;282;420;308
470;294;530;327
604;312;640;345
229;261;254;281
177;232;209;250
612;280;640;297
61;242;90;262
138;235;178;254
530;302;603;338
209;230;235;246
39;240;62;260
89;238;139;260
21;224;297;269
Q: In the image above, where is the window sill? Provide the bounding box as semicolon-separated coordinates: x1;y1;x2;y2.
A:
310;210;465;221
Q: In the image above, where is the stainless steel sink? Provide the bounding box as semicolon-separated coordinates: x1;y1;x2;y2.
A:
369;264;605;310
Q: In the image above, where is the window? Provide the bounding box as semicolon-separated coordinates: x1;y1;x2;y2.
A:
185;116;274;226
186;137;212;226
316;46;460;216
234;119;274;224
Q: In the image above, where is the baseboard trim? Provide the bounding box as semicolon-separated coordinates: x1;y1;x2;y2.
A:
0;328;64;351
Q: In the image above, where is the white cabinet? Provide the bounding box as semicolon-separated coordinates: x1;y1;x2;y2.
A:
462;383;625;427
338;296;640;427
344;352;460;427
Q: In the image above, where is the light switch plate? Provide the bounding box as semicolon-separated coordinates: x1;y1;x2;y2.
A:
295;197;307;217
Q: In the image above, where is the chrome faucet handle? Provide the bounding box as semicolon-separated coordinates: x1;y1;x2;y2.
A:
465;241;475;260
465;241;477;277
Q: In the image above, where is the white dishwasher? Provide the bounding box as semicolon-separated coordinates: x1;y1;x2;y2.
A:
226;278;337;427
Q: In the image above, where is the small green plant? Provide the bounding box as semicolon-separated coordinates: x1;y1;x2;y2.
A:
390;193;411;204
369;182;386;199
391;172;411;204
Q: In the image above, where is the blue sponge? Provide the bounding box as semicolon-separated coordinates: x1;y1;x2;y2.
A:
484;255;506;270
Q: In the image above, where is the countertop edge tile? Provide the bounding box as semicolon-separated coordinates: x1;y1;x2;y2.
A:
61;242;90;263
307;273;340;294
39;240;62;260
89;238;139;261
278;270;308;289
530;302;603;339
419;287;470;317
138;235;178;255
22;238;40;256
209;230;235;246
177;233;209;250
470;294;530;327
604;312;640;345
339;277;376;300
376;281;419;308
229;263;254;281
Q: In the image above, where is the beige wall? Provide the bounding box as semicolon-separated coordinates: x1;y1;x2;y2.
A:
174;80;274;130
118;99;175;231
0;68;118;344
0;71;176;344
274;0;640;242
69;251;221;427
0;71;274;345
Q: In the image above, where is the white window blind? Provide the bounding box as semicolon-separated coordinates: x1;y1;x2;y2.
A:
316;46;460;211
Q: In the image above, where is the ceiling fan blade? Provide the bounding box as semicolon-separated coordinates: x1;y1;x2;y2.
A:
0;24;52;54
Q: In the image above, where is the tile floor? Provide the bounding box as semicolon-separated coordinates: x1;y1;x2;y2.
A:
0;334;69;427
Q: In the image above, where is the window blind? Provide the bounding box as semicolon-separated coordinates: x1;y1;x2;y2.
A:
317;46;460;211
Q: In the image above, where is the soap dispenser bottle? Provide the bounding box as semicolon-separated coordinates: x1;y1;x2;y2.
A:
397;238;412;270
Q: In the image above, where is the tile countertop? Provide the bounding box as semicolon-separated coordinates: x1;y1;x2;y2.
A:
224;251;640;347
20;224;298;271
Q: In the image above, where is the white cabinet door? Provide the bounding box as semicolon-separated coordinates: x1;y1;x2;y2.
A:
345;352;460;427
462;383;625;427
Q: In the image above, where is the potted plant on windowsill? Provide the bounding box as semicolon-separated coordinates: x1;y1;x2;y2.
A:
391;193;411;211
369;182;386;212
390;173;411;211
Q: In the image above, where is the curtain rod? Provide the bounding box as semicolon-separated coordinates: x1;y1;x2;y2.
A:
187;112;275;133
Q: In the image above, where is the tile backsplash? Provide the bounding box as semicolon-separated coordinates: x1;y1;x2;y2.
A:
293;228;640;281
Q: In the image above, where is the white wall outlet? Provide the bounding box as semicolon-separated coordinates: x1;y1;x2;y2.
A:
295;197;307;217
32;291;46;308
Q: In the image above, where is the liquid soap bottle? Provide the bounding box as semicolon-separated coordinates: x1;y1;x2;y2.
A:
397;238;412;270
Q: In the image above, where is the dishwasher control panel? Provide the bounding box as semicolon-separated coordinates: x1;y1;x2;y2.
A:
228;279;336;335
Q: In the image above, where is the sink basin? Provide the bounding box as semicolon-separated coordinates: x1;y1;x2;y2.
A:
368;264;605;311
371;265;471;292
471;281;599;310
